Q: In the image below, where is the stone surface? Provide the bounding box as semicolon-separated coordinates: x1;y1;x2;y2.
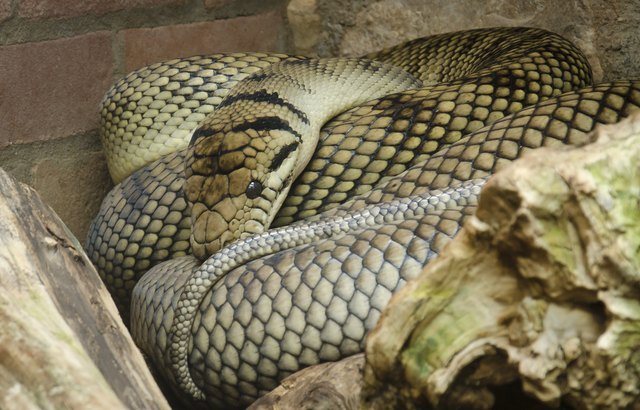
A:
292;0;640;83
0;32;113;146
18;0;187;19
287;0;322;55
0;0;10;21
339;0;601;79
203;0;233;10
587;0;640;83
123;11;286;71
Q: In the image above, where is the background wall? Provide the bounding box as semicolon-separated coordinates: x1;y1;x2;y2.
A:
1;0;639;242
0;0;288;239
288;0;640;83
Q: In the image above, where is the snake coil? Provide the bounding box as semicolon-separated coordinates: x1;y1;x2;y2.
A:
86;27;640;408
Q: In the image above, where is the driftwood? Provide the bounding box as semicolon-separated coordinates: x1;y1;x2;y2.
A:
360;113;640;409
0;169;170;410
248;354;364;410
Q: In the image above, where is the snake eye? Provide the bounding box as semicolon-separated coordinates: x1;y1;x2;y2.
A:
246;180;263;199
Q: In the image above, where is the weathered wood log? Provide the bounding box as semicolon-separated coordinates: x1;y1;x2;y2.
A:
248;354;364;410
361;113;640;409
0;169;170;410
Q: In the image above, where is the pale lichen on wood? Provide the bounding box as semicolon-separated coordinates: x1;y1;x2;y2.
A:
0;169;170;410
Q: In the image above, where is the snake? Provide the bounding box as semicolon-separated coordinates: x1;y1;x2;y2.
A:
85;27;640;408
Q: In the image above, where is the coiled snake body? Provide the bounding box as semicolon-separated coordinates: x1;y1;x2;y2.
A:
86;27;640;407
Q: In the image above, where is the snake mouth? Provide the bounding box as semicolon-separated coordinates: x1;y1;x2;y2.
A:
189;169;293;259
190;199;268;259
187;133;302;259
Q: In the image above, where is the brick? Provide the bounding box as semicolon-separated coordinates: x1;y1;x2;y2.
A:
18;0;186;19
0;0;11;22
31;149;112;240
124;11;285;71
0;32;113;146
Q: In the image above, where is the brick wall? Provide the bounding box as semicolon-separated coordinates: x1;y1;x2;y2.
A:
0;0;289;240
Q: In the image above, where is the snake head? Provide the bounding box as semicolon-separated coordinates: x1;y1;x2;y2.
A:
185;124;300;260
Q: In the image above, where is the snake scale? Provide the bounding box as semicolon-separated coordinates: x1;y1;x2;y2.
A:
85;27;640;408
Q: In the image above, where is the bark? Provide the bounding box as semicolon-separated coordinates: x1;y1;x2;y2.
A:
0;169;170;410
249;354;365;410
361;113;640;409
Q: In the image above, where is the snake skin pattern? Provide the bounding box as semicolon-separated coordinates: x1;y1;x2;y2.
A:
85;26;640;408
101;53;303;183
87;27;593;318
139;81;640;408
183;58;421;259
138;183;483;406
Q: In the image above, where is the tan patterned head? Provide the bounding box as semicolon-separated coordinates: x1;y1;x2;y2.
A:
185;114;302;259
183;58;421;260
